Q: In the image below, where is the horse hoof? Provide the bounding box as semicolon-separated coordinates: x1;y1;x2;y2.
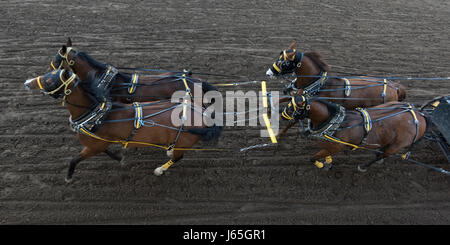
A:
166;149;174;158
120;157;126;166
65;177;73;183
323;163;333;171
376;158;384;164
357;165;367;172
154;167;164;176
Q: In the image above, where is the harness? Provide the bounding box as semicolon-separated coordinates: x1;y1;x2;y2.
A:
324;103;421;150
127;73;139;94
97;65;119;93
302;71;329;96
69;99;112;133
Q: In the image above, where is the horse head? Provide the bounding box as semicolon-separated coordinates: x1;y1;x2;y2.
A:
280;95;310;121
266;41;304;78
24;69;77;99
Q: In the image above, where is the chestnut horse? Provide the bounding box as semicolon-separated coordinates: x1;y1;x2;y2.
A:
24;69;222;181
280;95;427;172
49;38;216;103
266;41;406;109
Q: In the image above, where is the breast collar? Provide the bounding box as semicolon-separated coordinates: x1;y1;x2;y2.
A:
301;71;329;96
308;102;346;139
69;99;112;133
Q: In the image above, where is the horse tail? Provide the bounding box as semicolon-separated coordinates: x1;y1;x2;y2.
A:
187;124;223;141
201;81;218;94
396;83;407;101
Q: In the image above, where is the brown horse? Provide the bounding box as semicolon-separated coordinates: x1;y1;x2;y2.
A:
24;69;222;181
49;38;216;103
266;41;406;109
280;95;427;172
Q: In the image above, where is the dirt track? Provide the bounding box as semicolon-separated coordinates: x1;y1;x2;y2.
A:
1;0;449;224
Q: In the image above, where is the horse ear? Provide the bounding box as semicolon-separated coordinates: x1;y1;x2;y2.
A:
288;40;296;49
67;38;72;47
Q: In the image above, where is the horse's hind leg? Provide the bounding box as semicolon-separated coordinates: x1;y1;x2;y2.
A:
104;148;127;166
154;150;184;176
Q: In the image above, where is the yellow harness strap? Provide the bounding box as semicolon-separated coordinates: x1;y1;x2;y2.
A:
381;79;387;102
323;134;360;150
37;76;44;90
356;107;372;133
343;78;351;97
321;72;328;84
408;104;420;143
133;102;143;129
128;74;139;94
272;63;281;73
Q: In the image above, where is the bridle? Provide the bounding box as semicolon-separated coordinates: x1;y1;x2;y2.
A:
270;49;304;76
37;69;78;105
50;47;78;71
281;95;310;121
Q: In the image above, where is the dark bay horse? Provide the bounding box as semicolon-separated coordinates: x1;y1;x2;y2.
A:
266;41;407;109
49;38;216;103
24;69;222;181
280;95;427;172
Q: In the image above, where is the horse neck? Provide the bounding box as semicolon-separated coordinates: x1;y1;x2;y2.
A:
295;55;321;87
64;85;93;120
71;59;97;81
308;101;331;129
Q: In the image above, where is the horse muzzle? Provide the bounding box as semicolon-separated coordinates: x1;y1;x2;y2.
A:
24;79;34;91
266;68;275;78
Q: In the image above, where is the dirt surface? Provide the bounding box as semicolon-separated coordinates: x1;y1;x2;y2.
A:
1;0;449;224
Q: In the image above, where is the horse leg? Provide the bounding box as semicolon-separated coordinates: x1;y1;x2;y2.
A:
311;149;334;171
358;154;384;172
66;146;103;183
154;150;184;176
104;149;123;163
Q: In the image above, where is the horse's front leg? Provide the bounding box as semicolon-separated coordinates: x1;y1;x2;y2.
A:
66;146;105;182
311;149;334;171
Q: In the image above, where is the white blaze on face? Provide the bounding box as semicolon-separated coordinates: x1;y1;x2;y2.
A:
266;68;274;78
24;78;34;91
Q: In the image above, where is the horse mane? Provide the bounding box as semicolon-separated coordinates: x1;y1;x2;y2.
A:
304;52;331;72
77;52;108;72
78;51;132;87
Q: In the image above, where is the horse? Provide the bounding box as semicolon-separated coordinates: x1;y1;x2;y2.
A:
49;38;217;104
24;69;223;181
280;95;427;172
266;41;407;109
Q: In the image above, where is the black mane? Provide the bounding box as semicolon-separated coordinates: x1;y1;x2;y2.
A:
304;52;331;72
77;52;108;72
